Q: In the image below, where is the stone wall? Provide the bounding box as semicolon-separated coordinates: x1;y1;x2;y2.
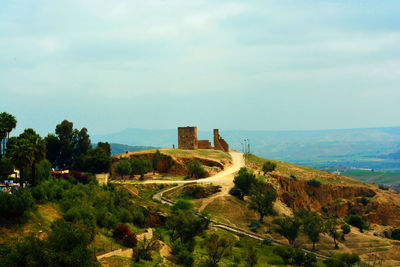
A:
198;140;212;149
213;129;229;152
178;127;198;149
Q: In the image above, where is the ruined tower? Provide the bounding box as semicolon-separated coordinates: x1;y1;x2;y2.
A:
214;129;229;152
178;126;198;149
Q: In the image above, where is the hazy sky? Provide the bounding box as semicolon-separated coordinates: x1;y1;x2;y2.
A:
1;0;399;136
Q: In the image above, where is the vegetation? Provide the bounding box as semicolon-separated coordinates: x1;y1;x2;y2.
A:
273;215;302;247
296;210;324;251
325;218;340;249
248;180;277;222
273;246;317;266
262;160;276;175
204;233;232;266
307;179;321;187
187;160;206;179
151;150;163;174
114;159;131;178
231;168;256;200
324;252;360;267
346;214;366;233
130;157;152;179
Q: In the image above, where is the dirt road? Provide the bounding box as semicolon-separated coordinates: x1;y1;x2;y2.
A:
143;151;244;190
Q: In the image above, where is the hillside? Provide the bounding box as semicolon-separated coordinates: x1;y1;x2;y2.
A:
93;127;400;174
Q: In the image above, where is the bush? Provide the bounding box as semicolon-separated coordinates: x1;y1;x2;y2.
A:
114;159;131;178
346;215;366;232
392;229;400;241
273;246;317;266
122;233;137;248
171;242;194;267
113;224;131;240
249;220;260;232
229;186;241;197
0;188;34;219
325;252;360;267
378;184;389;190
187;161;206;179
307;179;321;187
262;161;276;174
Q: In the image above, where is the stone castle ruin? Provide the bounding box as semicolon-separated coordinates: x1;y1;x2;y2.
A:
178;126;229;152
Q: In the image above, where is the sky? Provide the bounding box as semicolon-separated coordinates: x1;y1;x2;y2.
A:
1;0;400;136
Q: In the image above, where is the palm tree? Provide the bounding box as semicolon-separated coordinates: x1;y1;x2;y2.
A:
0;112;17;157
19;129;46;186
8;138;34;187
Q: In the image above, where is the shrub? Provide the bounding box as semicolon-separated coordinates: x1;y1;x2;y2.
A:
392;229;400;241
249;220;260;232
114;160;131;178
0;188;34;219
346;215;366;232
262;161;276;175
307;179;321;187
187;161;206;179
229;186;241;197
122;233;137;248
113;224;131;240
273;246;317;266
378;184;389;190
172;242;194;267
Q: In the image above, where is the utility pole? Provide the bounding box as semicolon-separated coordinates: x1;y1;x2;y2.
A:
248;139;250;154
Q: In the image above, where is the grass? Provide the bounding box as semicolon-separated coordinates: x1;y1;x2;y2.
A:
163;149;232;163
244;153;365;186
343;169;400;185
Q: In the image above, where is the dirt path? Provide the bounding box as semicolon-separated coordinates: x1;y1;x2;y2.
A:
143;151;244;187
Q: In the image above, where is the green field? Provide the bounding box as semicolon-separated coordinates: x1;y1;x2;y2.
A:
343;170;400;185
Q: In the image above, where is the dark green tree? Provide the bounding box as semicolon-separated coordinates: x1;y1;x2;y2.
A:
151;150;163;174
299;211;324;250
44;134;60;168
187;160;205;179
262;161;276;175
130;157;152;179
232;168;257;200
55;120;74;169
0;157;14;180
346;215;366;233
114;159;131;178
82;147;112;174
248;180;277;222
7;137;34;187
341;224;351;241
19;129;46;186
273;215;302;247
0;112;17;158
204;233;231;266
97;142;111;156
245;242;259;267
325;218;340;249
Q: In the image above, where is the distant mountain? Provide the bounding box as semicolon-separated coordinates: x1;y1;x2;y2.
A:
92;127;400;171
93;142;158;156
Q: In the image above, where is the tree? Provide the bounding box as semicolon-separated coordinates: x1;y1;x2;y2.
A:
273;215;302;246
245;242;259;267
167;201;209;245
0;112;17;158
346;215;366;233
55;120;75;169
19;129;46;186
341;224;351;241
204;233;231;266
7;137;34;187
151;150;163;175
74;128;91;156
232;168;257;200
130;157;152;179
300;211;324;250
392;229;400;241
0;157;14;180
44;134;60;168
187;160;205;179
248;180;277;222
97;142;111;156
262;161;276;175
82;147;112;174
114;160;131;178
325;218;340;249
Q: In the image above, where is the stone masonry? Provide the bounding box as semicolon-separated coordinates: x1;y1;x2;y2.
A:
177;126;229;152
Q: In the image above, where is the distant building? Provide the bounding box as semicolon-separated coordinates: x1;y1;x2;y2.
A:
177;126;229;152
